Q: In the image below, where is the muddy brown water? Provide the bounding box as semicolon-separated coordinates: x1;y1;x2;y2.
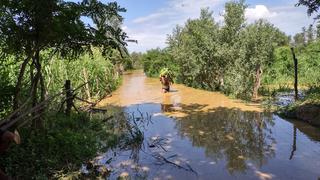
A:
96;70;320;180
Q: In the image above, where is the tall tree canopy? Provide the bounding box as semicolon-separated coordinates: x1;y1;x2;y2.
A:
0;0;128;58
0;0;128;127
297;0;320;19
147;0;289;99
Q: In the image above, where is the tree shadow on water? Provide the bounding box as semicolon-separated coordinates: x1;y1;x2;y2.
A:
169;104;276;174
113;103;277;176
84;102;320;179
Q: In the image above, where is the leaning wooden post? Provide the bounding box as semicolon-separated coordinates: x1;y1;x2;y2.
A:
290;47;298;100
65;80;72;116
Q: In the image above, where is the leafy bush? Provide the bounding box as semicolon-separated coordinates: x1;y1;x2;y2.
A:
0;112;121;178
142;48;177;78
0;56;19;118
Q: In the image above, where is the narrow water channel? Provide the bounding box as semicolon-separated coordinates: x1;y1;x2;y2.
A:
97;70;320;180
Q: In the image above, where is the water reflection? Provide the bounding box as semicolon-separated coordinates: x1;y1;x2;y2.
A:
95;71;320;179
168;105;276;174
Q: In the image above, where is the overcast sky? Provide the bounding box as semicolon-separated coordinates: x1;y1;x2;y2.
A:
111;0;314;52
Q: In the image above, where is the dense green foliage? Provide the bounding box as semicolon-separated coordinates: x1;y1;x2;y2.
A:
0;112;123;178
0;0;132;178
0;40;126;180
142;48;176;77
0;48;124;119
142;1;289;99
224;20;287;98
44;50;121;101
264;25;320;89
263;46;293;86
297;42;320;87
130;52;143;69
0;56;18;117
0;0;129;129
140;0;320;102
167;9;222;90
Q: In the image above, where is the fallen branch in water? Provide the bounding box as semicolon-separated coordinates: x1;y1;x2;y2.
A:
150;152;198;176
78;93;112;112
148;136;168;152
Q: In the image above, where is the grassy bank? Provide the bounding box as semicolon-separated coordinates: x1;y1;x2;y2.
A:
0;48;129;178
0;112;122;178
0;103;147;179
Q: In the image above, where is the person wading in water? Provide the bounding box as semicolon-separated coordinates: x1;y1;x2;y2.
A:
160;74;173;93
159;68;174;93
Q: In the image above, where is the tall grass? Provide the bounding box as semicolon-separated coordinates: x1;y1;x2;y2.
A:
43;49;121;102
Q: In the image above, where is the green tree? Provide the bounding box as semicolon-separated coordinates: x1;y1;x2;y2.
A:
167;8;221;90
219;0;247;89
142;48;175;77
316;23;320;39
307;24;314;43
130;52;143;69
297;41;320;86
263;46;293;85
220;0;246;45
145;0;288;100
297;0;320;19
0;0;128;127
293;32;306;46
225;20;287;99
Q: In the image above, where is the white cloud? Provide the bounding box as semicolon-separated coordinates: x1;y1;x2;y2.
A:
244;5;313;35
265;6;313;36
126;0;226;52
245;5;278;20
132;12;174;24
122;25;128;31
125;1;314;52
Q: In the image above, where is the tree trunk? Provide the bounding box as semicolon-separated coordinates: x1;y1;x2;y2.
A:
13;57;31;110
38;57;46;128
29;61;34;94
252;65;262;100
31;50;44;129
38;58;46;102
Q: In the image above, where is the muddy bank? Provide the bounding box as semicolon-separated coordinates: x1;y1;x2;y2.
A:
280;103;320;127
272;91;320;127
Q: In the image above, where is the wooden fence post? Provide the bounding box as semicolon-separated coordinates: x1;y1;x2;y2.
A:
290;47;298;100
65;80;72;116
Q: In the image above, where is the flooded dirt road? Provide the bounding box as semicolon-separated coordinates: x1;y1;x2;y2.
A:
98;70;320;180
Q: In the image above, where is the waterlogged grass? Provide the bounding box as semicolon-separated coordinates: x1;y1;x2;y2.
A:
0;112;123;179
